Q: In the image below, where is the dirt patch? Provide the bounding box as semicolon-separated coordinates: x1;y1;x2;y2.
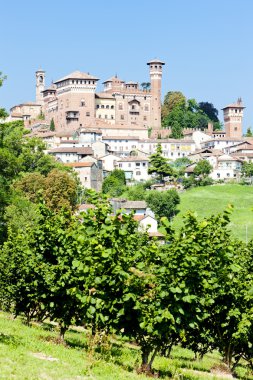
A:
31;352;59;361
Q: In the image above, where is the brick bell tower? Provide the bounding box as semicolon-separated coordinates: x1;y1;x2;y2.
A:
147;58;165;129
222;98;245;138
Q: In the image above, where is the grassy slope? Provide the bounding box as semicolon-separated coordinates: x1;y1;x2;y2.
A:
172;184;253;241
0;311;252;380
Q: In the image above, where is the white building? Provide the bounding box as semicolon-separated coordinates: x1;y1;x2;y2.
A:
115;156;150;182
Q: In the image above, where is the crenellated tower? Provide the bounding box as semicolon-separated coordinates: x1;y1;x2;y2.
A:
222;98;244;138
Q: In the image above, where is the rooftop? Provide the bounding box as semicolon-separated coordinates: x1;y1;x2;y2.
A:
54;71;99;84
48;147;93;155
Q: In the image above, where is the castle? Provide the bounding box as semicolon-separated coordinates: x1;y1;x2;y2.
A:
10;59;165;132
9;60;244;140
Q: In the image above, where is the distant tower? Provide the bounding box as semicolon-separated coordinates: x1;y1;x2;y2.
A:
222;98;245;138
36;69;45;105
147;59;165;129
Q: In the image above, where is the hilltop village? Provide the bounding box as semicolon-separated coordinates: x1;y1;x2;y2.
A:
8;59;251;191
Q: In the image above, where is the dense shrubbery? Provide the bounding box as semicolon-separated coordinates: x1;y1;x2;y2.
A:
1;196;253;374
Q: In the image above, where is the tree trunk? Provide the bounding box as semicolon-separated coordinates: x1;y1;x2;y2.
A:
59;324;67;343
139;347;152;373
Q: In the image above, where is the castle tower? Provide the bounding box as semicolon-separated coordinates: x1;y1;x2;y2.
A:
147;59;165;129
222;98;245;138
36;69;45;105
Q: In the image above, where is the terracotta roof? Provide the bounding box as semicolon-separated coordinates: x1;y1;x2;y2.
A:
56;130;77;137
205;137;243;142
218;154;241;162
102;76;125;84
122;201;147;209
139;138;194;143
49;147;93;155
54;71;99;83
133;215;145;221
102;136;139;140
59;140;79;144
234;145;253;151
65;162;94;168
222;101;245;110
85;121;147;130
118;156;149;162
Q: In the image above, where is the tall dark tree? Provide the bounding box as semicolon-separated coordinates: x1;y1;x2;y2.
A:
148;143;174;181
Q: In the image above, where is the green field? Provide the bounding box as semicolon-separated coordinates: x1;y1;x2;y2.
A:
0;311;252;380
172;184;253;242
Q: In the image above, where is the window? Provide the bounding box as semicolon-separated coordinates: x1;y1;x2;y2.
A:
144;104;149;111
136;163;140;167
128;163;131;167
86;112;90;117
105;115;108;119
120;115;124;120
96;104;99;108
111;105;114;109
111;115;114;119
81;100;85;107
101;105;104;109
119;163;122;168
136;171;141;176
143;116;147;121
106;105;109;109
143;163;146;166
84;177;88;181
119;103;123;110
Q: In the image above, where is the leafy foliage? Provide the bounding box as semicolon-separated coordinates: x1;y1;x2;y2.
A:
145;190;180;222
148;144;174;181
102;169;126;196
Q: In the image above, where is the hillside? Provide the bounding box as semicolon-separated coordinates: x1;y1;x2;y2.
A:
1;311;252;380
172;184;253;241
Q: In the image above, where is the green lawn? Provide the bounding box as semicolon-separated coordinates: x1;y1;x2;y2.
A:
0;311;253;379
172;184;253;242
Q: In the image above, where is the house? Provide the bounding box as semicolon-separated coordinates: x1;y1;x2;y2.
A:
65;162;102;191
48;146;94;163
100;154;121;172
115;156;150;182
210;155;243;181
101;136;140;156
110;199;147;215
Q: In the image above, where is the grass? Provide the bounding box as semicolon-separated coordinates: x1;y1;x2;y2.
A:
172;184;253;241
1;311;253;379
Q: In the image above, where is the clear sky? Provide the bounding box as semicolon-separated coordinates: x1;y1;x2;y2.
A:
1;0;253;131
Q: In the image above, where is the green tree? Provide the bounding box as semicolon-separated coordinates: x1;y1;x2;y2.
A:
102;169;126;196
145;190;180;222
161;91;186;122
193;159;212;177
245;127;253;137
148;143;174;182
50;118;55;131
198;102;219;122
43;169;78;212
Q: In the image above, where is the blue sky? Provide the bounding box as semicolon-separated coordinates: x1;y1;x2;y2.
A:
1;0;253;131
